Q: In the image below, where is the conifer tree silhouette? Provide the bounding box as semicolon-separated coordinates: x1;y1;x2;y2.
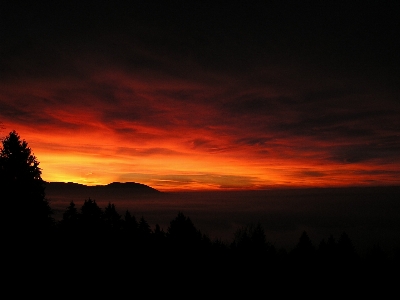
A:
123;210;138;235
167;212;201;246
80;198;103;237
138;216;152;237
0;131;53;236
62;201;79;222
292;230;316;268
232;223;268;254
103;202;122;233
60;201;80;235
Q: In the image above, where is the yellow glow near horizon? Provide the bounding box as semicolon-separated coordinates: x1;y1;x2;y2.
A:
1;70;399;191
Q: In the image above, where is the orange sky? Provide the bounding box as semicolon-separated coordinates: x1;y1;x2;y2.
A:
1;2;399;191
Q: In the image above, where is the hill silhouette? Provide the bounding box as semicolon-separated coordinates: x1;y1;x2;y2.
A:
45;181;160;194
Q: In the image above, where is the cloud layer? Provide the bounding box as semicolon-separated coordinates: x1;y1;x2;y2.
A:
1;2;399;190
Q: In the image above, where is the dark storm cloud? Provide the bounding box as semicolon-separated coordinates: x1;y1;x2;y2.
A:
222;95;280;116
2;1;399;96
2;1;397;80
330;136;400;164
0;94;80;130
274;109;385;139
297;171;326;178
234;137;271;147
101;103;163;125
188;138;232;154
352;169;400;176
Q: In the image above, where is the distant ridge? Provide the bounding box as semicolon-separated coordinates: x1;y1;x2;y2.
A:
101;182;159;191
45;181;161;194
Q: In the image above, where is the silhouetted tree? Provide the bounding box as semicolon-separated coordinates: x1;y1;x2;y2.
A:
153;223;166;250
62;201;79;222
80;198;103;235
0;131;53;236
327;234;337;251
230;222;274;274
165;212;206;271
167;212;202;247
55;201;82;256
103;202;122;233
297;231;314;251
123;210;138;234
318;234;337;263
81;198;102;218
59;201;80;234
232;223;268;254
337;232;357;263
291;231;316;267
154;223;165;239
138;216;152;237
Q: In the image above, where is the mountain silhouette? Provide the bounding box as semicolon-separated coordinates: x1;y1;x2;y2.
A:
45;182;161;193
102;181;160;192
44;181;161;223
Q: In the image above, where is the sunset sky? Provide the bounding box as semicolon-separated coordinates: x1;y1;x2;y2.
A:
1;2;399;190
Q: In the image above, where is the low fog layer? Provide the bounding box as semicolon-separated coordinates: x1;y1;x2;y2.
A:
46;185;400;258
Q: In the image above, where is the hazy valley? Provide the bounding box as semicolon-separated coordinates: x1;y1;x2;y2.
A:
45;183;400;258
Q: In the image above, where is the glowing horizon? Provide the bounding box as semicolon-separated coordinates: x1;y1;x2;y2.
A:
1;69;399;191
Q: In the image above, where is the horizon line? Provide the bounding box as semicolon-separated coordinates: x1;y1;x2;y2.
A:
44;180;400;192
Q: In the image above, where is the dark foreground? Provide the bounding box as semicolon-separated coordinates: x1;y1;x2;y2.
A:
47;185;400;258
6;186;400;295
